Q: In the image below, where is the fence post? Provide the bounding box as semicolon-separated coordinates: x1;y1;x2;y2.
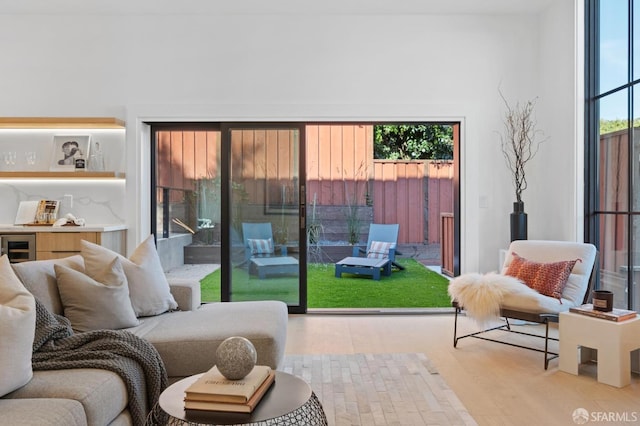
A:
441;213;454;277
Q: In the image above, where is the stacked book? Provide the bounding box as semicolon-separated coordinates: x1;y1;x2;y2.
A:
569;304;638;322
184;365;275;413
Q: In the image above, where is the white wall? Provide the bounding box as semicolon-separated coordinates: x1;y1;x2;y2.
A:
0;1;579;271
535;0;583;243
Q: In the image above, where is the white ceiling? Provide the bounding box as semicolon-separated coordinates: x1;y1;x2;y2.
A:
0;0;558;16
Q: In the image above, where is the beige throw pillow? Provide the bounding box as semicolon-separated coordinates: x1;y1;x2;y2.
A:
54;257;139;332
0;255;36;396
81;235;177;317
11;255;84;315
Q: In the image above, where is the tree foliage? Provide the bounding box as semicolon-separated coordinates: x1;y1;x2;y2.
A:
373;124;453;160
599;119;640;134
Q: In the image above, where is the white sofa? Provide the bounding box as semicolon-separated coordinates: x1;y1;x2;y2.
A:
0;255;288;426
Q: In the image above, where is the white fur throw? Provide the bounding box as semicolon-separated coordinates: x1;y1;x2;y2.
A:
448;273;540;325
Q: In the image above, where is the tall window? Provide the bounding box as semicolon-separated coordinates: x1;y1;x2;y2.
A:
586;0;640;310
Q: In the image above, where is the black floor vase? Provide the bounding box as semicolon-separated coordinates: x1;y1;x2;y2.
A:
510;201;527;241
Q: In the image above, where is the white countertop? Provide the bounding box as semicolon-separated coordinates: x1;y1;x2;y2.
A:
0;224;127;233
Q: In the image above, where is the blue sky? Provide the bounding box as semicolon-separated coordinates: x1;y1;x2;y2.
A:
599;0;636;120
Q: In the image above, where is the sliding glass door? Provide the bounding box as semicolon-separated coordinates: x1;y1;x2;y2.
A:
221;124;306;313
152;121;460;313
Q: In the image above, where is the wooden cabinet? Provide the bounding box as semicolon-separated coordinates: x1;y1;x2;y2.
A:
36;230;126;260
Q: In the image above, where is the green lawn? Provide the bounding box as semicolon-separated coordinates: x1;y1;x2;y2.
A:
199;258;451;308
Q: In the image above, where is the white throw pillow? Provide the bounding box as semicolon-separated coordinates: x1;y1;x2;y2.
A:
80;235;177;317
367;241;394;259
248;238;274;256
54;257;139;332
0;255;36;396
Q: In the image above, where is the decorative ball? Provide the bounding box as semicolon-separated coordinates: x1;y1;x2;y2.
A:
216;336;257;380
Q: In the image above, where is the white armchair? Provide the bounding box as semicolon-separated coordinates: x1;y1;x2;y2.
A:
451;240;598;369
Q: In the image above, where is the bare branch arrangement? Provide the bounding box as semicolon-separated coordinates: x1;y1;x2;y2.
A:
499;90;545;203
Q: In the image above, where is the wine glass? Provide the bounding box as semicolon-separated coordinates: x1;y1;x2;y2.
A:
3;151;16;170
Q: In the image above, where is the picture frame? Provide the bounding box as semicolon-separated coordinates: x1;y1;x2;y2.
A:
50;135;91;171
264;180;299;215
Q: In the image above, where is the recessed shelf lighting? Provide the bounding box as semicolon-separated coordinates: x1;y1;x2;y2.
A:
0;117;125;129
0;171;125;179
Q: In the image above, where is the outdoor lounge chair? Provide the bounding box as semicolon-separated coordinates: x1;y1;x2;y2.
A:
242;222;298;278
450;240;598;369
334;223;404;280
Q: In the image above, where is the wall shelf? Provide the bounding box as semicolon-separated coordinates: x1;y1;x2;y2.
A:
0;171;125;179
0;117;125;129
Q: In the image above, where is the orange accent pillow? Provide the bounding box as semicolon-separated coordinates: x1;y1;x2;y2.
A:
504;252;580;300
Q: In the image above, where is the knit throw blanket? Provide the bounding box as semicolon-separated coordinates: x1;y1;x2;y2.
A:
32;299;168;425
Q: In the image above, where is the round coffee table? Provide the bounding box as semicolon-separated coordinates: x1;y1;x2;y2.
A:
151;371;327;425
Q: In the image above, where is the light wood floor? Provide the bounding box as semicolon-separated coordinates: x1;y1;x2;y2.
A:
285;313;639;426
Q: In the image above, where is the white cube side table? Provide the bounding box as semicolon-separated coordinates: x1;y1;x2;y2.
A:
559;311;640;387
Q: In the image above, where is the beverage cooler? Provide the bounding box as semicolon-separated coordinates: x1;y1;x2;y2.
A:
0;234;36;263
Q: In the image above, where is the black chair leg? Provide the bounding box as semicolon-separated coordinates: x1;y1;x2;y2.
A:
453;306;459;347
453;306;559;369
544;319;550;370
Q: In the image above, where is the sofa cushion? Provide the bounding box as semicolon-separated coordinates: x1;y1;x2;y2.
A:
0;398;87;426
11;255;84;315
5;368;128;426
54;258;139;332
500;292;573;314
126;301;288;378
81;235;178;317
167;279;201;311
0;255;36;397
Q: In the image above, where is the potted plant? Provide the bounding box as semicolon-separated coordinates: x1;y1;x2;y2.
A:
343;161;369;245
273;184;289;254
307;192;322;245
498;90;545;241
344;186;361;245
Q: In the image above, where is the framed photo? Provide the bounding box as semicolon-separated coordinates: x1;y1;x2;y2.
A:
264;180;299;215
50;135;91;171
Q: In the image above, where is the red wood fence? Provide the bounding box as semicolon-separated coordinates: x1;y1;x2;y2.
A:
441;213;454;277
306;124;374;206
370;160;453;244
156;126;454;244
598;129;628;298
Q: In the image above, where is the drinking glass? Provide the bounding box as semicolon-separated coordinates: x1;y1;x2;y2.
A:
25;151;37;167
